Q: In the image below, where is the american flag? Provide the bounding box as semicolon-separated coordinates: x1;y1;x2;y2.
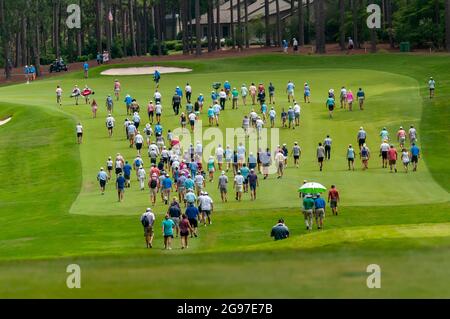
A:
108;10;113;22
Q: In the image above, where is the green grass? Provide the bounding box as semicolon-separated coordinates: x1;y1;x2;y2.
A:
0;53;449;298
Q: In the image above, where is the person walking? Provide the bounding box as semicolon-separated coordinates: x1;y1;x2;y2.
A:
97;167;108;195
141;208;156;248
324;135;332;160
327;185;340;216
317;143;325;171
76;123;83;144
302;194;315;231
218;171;228;203
314;194;326;230
410;143;420;172
360;143;371;170
162;214;176;250
168;198;182;237
179;214;193;249
347;144;355;171
387;144;398;173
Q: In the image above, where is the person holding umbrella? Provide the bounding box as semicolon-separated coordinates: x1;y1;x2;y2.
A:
299;182;327;230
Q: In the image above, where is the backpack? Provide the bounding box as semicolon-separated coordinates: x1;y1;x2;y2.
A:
141;215;150;227
361;147;368;157
107;119;113;128
150;179;157;189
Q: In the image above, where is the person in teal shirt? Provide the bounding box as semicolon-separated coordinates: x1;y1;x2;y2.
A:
240;163;250;193
326;97;335;119
232;88;239;109
162;215;175;250
379;127;389;142
357;88;365;110
303;194;315;230
207;106;215;126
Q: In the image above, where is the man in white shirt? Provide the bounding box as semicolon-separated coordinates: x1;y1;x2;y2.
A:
134;131;144;155
76;123;83;144
216;145;224;170
293;102;301;126
194;171;205;196
141;208;155;248
380;140;390;168
106;114;115;137
234;171;245;201
275;150;286;179
198;191;214;226
154;90;162;104
269;107;276;128
237;143;246;169
185;83;192;103
408;125;417;144
340;86;347;109
56;86;63;106
138;166;146;190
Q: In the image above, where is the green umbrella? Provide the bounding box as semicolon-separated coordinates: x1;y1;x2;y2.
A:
298;182;327;194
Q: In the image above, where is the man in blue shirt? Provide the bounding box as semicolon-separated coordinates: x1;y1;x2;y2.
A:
175;86;183;98
123;161;133;188
185;203;199;237
410;143;420;172
116;173;126;202
314;194;326;230
124;95;133;115
97;167;108;195
271;219;289;240
83;62;89;78
161;174;173;205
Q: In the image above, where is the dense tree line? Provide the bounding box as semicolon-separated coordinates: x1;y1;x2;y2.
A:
0;0;449;78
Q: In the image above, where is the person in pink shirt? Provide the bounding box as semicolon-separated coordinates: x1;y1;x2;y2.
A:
249;83;257;105
91;99;98;118
387;144;398;173
114;80;121;101
397;126;406;148
347;90;354;111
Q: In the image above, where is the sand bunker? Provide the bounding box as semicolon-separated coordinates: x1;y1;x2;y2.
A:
101;66;192;76
0;117;11;126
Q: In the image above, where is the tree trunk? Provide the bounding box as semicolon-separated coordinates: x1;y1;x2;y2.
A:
237;0;242;49
305;0;310;44
34;0;41;76
0;0;11;79
339;0;345;50
216;0;221;50
129;0;137;55
53;0;61;59
314;0;325;53
298;0;304;46
182;0;189;54
21;13;27;66
264;0;270;46
143;0;148;54
135;0;142;55
230;0;235;49
244;0;249;48
106;0;112;57
370;28;377;53
207;0;213;52
77;0;83;57
386;0;394;48
188;0;194;54
275;0;281;47
352;0;358;48
195;0;201;55
122;1;127;56
446;0;450;51
96;0;103;54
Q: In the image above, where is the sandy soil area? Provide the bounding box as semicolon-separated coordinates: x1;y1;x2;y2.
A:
0;117;11;126
101;66;192;76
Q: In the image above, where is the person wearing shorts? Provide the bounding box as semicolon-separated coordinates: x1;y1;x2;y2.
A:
248;169;258;200
76;123;83;144
141;208;155;248
327;185;340;215
185;203;199;237
303;195;315;230
317;143;325;171
347;144;355;171
410;143;420;172
380;140;390;168
314;194;326;230
218;171;228;202
234;170;244;201
387;144;398;173
357;127;367;149
168;198;181;237
162;214;175;250
97;167;108;195
179;214;193;249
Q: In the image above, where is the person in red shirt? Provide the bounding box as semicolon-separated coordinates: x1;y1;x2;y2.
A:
150;164;160;177
387;144;398;173
327;185;340;216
